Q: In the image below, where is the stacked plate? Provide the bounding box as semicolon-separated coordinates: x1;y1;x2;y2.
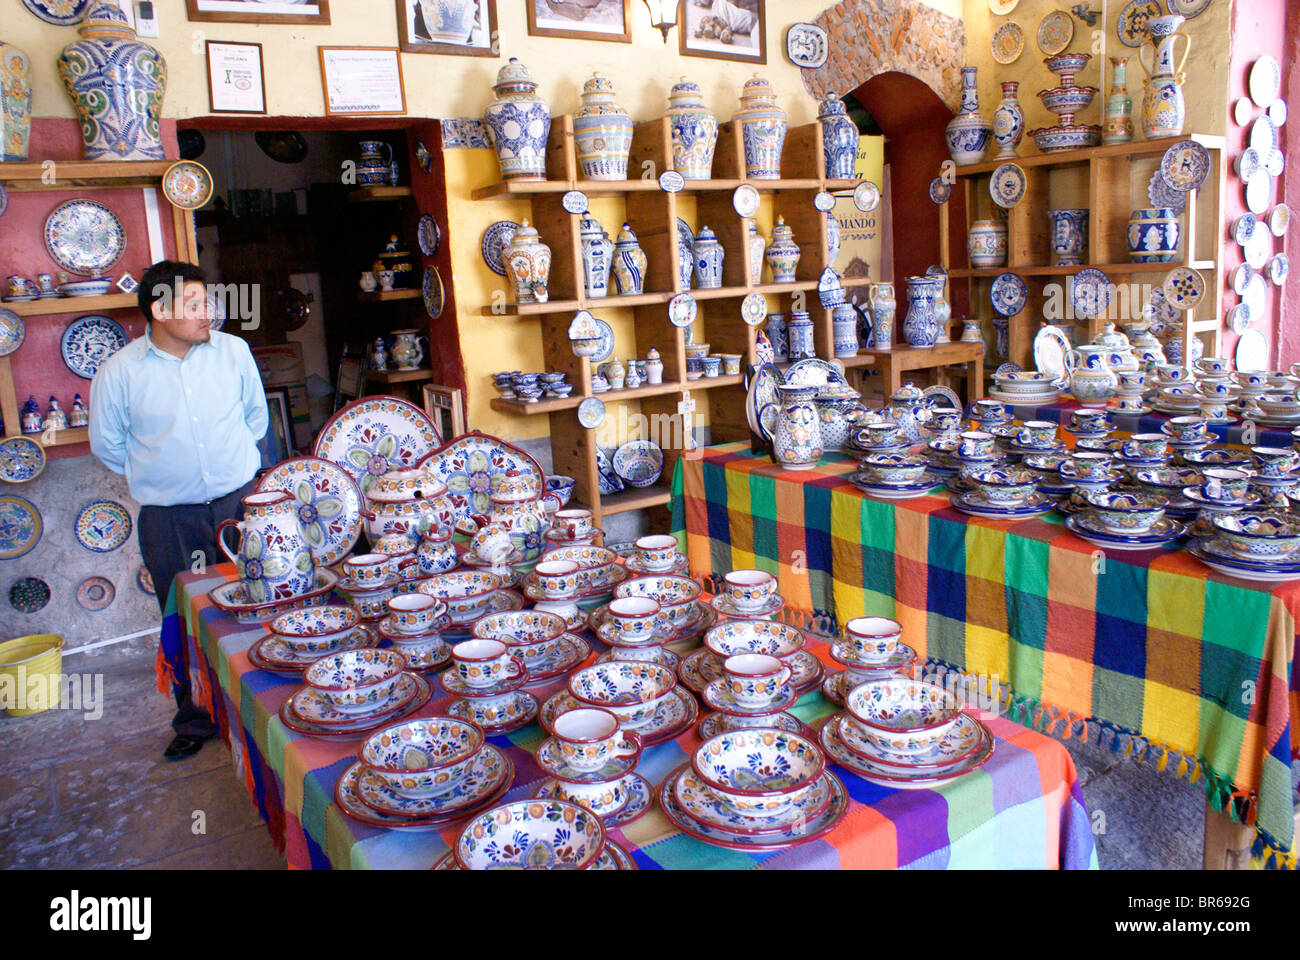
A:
471;609;590;682
280;649;432;738
1188;511;1300;582
850;452;943;500
1063;490;1184;551
541;660;698;748
822;616;916;706
250;603;378;675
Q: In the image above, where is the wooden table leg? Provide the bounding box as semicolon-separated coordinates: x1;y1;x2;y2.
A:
1202;800;1255;870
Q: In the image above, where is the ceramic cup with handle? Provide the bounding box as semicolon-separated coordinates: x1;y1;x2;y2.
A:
551;509;595;541
217;491;315;604
1162;416;1207;442
724;653;792;708
723;569;778;611
635;534;680;572
1200;468;1250;501
1122;433;1168;459
451;639;525;689
552;707;643;773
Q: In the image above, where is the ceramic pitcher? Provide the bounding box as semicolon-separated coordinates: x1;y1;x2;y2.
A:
867;282;895;349
218;492;315;604
1139;15;1189;140
760;385;823;470
1069;345;1118;404
390;330;426;370
901;276;942;348
357;140;393;186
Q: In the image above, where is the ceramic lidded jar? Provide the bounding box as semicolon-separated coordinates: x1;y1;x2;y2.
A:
693;226;725;289
505;221;551;303
666;77;718;180
611;222;648;295
766;312;789;361
967;219;1008;268
819;92;857;179
734;75;787;180
787;310;815;361
573;73;633;181
765;217;801;283
57;2;167;161
579;215;614;298
483;58;552;182
946;66;991;165
832;302;859;358
991;81;1025;159
645;347;664;385
1;42;33;161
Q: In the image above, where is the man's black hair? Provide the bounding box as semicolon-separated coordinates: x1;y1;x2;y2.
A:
139;260;207;323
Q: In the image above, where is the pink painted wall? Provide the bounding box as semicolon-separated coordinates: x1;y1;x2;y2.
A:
5;119;180;460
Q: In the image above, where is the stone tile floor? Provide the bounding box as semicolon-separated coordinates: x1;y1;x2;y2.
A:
0;637;1294;869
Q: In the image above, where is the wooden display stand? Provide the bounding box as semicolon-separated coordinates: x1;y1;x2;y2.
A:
0;160;199;448
940;135;1227;374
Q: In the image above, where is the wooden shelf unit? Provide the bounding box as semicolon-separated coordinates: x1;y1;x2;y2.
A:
470;114;867;525
939;135;1227;374
0;160;199;446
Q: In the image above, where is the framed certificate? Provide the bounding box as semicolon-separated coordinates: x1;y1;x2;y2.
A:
318;46;407;117
187;0;330;24
205;41;267;115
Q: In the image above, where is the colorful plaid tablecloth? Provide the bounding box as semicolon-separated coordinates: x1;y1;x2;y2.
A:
157;566;1098;870
670;443;1300;869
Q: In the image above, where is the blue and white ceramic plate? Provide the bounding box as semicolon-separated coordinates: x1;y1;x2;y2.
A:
747;362;784;438
1071;268;1112;318
677;218;695;256
1162;266;1204;310
591;318;615;363
60;314;128;379
990;163;1026;208
1168;0;1212;17
44;199;125;276
990;272;1028;316
613;441;664;488
0;495;42;560
854;181;881;213
578;396;605;429
929;178;951;204
1147;169;1186;215
417;215;441;256
479;221;518;276
596;447;625;495
819;715;994;789
1066;512;1185;550
420;431;543;521
0;308;24;358
951;490;1054;518
21;0;89;25
255;456;363;566
813;190;836;212
1187;538;1300;582
1160;140;1210;193
74;500;132;552
733;184;761;218
0;437;46;484
422;265;444;320
741;292;767;327
850;473;944;499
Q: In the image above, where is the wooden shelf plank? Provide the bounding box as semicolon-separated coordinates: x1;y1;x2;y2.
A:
0;159;171;189
4;293;138;317
490;395;581;415
948;261;1218;279
952;134;1227;177
348;186;414;202
40;426;90;448
598;484;672;515
357;289;422;302
364;368;435;384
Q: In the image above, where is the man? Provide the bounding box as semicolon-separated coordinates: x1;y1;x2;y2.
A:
89;261;268;761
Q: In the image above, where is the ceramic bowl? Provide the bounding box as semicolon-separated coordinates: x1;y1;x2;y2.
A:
417;571;503;621
612;441;665;488
531;560;582;598
360;717;484;798
1081;490;1168;533
472;609;566;648
1132;466;1201;499
844;678;961;755
538;544;616;587
691;729;824;818
271;604;360;653
1211;512;1300;560
703;619;804;660
614;575;702;629
545;475;577;506
967;465;1039;505
993;371;1054;394
304;648;406;711
454;799;606;870
859;452;929;485
845;616;902;660
568;660;676;728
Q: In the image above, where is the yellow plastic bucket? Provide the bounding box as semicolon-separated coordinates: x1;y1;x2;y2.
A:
0;635;65;717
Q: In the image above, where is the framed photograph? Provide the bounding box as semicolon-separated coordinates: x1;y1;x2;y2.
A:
260;388;294;468
318;47;407;117
205;41;267;115
187;0;330;25
526;0;631;43
680;0;767;64
335;356;364;410
422;384;466;440
396;0;498;57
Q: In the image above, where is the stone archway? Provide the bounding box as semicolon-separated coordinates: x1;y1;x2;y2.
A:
799;0;965;112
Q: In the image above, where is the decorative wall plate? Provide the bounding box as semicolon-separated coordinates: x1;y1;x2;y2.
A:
0;437;45;484
785;22;829;68
1243;272;1267;319
480;221;518;276
1162;267;1205;310
9;577;49;614
991;21;1025;64
44;199;125;276
255;456;363;566
21;0;89;25
1168;0;1212;17
1232;263;1253;296
162;161;213;210
1250;55;1281;108
419;431;545;521
990;272;1028;316
1236;329;1268;372
1234;97;1254;127
1117;0;1162;46
255;131;308;164
989;163;1026;207
1159;140;1209;192
747;362;784;437
1263;148;1284;177
562;190;589;214
1234;213;1257;246
988;0;1019;12
1036;10;1074;55
1268;99;1287;126
1235;147;1261;182
75;500;131;553
422;266;444;320
741;292;767;326
0;184;7;218
1071;268;1112;318
60;315;128;379
668;292;698;328
137;565;155;596
0;496;42;560
415;139;432;174
1271;204;1291;237
1147;169;1186;214
1249;116;1278;154
1245;227;1271;270
591;318;615;363
658;171;684;193
853;181;881;213
77;576;116;611
732;184;760;218
1227;302;1251;335
1246;171;1272;215
417;215;441;256
813;190;836;212
929;178;951;204
314;397;443;495
0;308;24;358
677;218;695;256
578;396;605;429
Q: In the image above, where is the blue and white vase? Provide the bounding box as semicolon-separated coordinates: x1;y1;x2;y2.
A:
573;73;633;181
819;92;858;179
579;215;614;298
767;312;789;362
833;302;859;358
1;42;32;161
1048;208;1089;266
868;283;895;349
992;81;1025;159
483;58;552;182
764;217;800;283
787;311;815;361
766;385;822;470
57;2;166;161
666;77;717;180
902;276;942;348
1127;208;1180;263
968;219;1008;268
611;222;647;295
734;75;786;180
693;226;724;289
945;66;991;166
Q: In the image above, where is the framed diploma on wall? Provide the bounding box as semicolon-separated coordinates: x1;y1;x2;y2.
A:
205;41;267;114
318;47;408;117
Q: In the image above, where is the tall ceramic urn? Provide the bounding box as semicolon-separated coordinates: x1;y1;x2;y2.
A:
734;75;787;180
57;1;166;161
666;77;717;180
0;41;32;161
484;58;552;182
573;73;633;181
945;66;991;165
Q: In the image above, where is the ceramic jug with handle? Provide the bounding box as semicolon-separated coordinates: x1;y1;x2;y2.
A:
390;330;426;371
1068;345;1119;406
217;492;315;604
759;384;823;470
1138;15;1189;140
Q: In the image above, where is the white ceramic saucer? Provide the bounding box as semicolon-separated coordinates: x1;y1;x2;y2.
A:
446;690;540;733
593;648;682;672
709;593;786;619
702;677;798;716
696;710;805;739
534;773;653;829
540;687;698;746
818;716;995;789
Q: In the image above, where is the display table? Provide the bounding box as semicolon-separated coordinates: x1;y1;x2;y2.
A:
158;566;1098;870
670;443;1300;869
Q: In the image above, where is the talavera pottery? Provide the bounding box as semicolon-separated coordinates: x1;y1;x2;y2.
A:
946;66;992;165
60;314;127;379
162;160;213;210
313;396;442;496
733;75;787;180
44;199;125;276
666;78;717;180
572;73;632;181
74;499;131;552
255;457;363;566
0;495;42;560
217;491;314;603
480;221;518;276
483;59;551;182
360;717;485;798
1138;14;1189;139
691;729;824;819
1;42;33;161
454;799;605;870
843;678;961;755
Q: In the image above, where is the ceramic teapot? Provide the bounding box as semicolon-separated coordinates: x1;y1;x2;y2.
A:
217;491;315;603
362;467;455;542
882;382;934;443
1089;322;1139;372
759;384;823;470
1069;345;1119;405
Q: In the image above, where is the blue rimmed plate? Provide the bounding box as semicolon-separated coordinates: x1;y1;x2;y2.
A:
0;437;46;484
162;160;214;210
929;178;951;204
422;265;444;320
1065;512;1185;550
1159;140;1210;193
417;215;441;257
591;317;615;363
60;314;128;379
990;163;1026;208
950;490;1054;518
74;500;132;552
479;221;518;276
1071;268;1112;318
0;495;42;559
1187;537;1300;582
44;199;125;276
0;308;24;358
990;272;1028;316
21;0;89;25
577;396;605;429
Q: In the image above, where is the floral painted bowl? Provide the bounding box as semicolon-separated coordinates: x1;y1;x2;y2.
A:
304;648;407;712
539;544;618;589
454;799;606;870
568;661;676;728
703;619;804;660
966;465;1039;505
858;452;929;485
545;475;577;506
1132;466;1201;499
1080;490;1168;534
416;571;503;621
844;678;961;755
844;616;902;660
360;717;484;797
1211;511;1300;561
1181;448;1253;470
690;729;824;819
472;609;567;650
271;604;360;653
614;575;702;629
612;441;665;488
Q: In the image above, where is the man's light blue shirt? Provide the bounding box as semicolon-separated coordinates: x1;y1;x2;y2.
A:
88;327;269;507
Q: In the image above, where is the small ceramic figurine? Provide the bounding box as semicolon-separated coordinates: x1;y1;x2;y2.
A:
20;396;41;435
44;396;68;431
68;394;89;427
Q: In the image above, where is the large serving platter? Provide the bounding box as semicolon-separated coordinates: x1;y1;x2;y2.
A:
21;0;90;25
60;315;128;379
783;358;846;388
256;456;364;566
0;437;46;484
314;396;442;495
44;199;125;276
418;431;545;522
1032;325;1074;385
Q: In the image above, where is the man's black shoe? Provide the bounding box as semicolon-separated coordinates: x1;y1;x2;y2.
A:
163;734;205;761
